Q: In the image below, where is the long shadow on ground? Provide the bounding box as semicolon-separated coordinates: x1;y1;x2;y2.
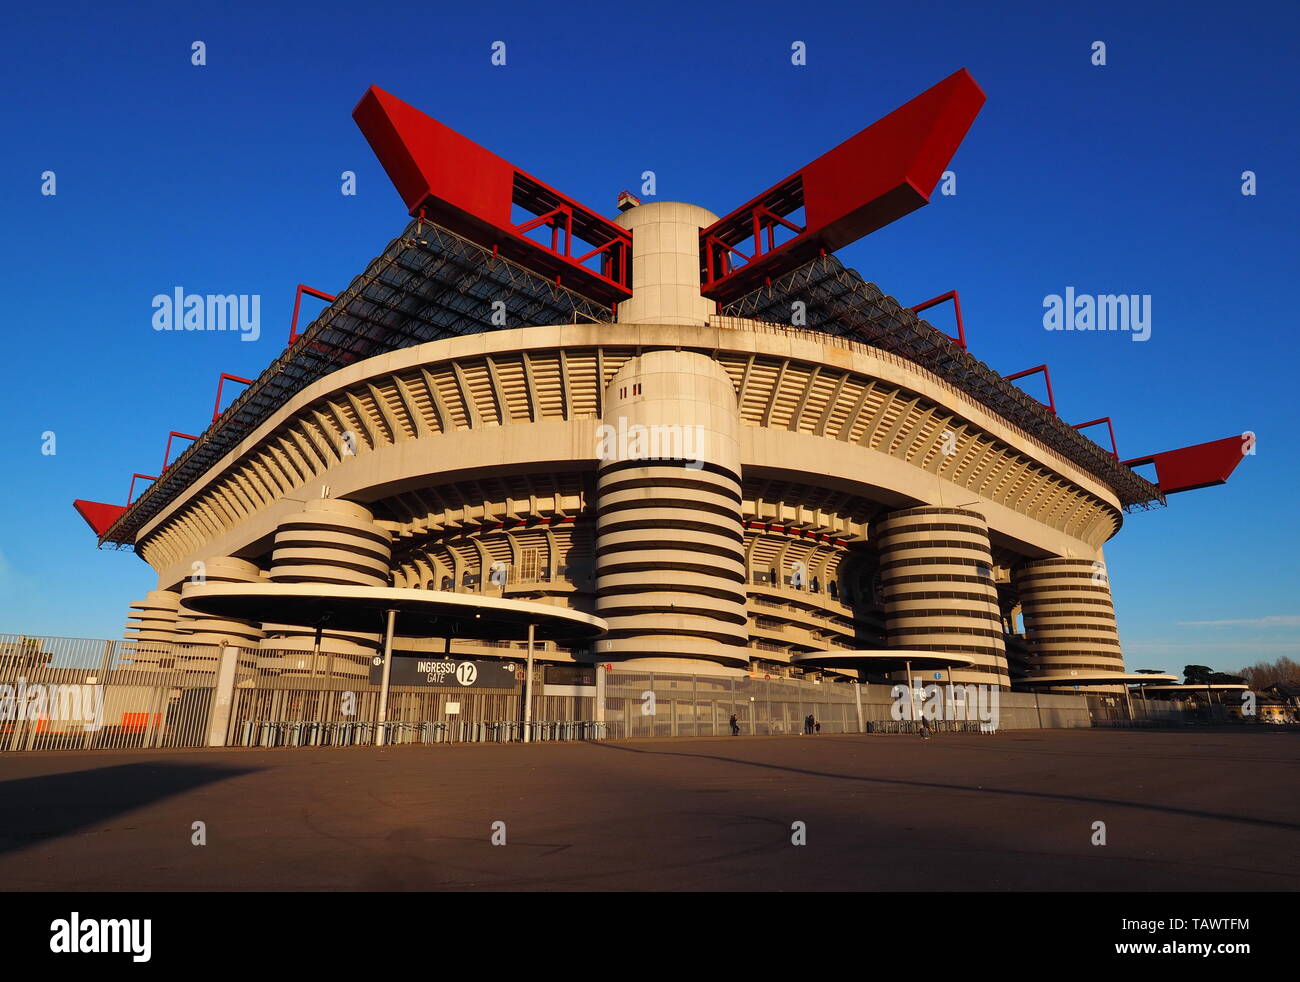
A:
585;739;1300;832
0;762;258;854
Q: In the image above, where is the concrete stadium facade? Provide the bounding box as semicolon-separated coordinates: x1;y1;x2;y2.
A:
120;201;1133;691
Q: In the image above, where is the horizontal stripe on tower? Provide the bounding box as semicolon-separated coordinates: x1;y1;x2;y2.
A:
597;518;745;543
274;521;392;548
597;458;739;482
598;475;742;504
596;497;742;521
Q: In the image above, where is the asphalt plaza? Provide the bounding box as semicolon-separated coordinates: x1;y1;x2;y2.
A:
0;729;1295;891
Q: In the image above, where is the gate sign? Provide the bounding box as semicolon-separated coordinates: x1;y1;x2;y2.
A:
369;657;519;689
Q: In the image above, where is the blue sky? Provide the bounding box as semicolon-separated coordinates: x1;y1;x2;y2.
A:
1;0;1295;675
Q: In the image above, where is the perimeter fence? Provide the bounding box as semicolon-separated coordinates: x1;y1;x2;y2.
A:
2;633;1204;753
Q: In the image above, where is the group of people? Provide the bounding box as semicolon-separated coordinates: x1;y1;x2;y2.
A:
725;713;822;736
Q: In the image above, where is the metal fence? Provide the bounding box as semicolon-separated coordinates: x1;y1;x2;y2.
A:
0;634;215;751
4;632;1218;753
602;670;870;738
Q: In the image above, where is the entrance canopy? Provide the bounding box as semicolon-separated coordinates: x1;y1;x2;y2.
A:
1019;672;1180;688
790;650;976;674
1134;683;1249;694
180;582;606;642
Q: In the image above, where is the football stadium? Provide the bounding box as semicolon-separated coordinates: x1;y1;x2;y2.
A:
48;68;1251;747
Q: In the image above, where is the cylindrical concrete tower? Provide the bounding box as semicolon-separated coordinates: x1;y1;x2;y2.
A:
122;589;181;669
614;201;717;326
594;349;748;674
176;556;266;648
1012;555;1125;685
875;506;1010;687
260;498;390;676
269;498;392;587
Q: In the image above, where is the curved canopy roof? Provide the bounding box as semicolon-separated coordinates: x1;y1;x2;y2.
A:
790;650;976;672
1135;683;1250;693
1018;672;1180;687
180;582;606;642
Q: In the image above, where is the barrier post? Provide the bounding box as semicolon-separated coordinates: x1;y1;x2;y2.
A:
205;645;241;747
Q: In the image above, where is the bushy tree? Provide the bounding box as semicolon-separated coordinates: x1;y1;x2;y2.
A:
1236;657;1300;687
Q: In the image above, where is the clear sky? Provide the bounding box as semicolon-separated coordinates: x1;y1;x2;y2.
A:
1;0;1295;676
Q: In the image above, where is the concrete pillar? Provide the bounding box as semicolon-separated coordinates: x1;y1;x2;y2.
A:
613;201;717;326
594;350;748;674
206;645;241;747
1012;554;1126;691
875;506;1009;688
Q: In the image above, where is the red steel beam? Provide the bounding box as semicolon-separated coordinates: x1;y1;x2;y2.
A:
162;431;199;472
212;372;254;422
1123;435;1250;495
700;68;986;303
127;473;158;506
1003;364;1057;415
353;85;632;306
1072;417;1119;460
288;285;336;345
911;290;967;349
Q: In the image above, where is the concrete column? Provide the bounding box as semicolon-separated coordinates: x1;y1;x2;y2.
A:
875;506;1009;688
613;201;718;326
205;644;241;747
594;350;749;675
1012;553;1126;691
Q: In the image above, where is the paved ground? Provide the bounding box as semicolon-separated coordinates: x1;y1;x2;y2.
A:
0;729;1295;891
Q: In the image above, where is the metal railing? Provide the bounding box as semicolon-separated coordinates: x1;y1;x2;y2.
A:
232;719;607;747
866;719;988;734
0;634;216;751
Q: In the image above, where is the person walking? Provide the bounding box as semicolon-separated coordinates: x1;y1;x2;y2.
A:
729;713;740;736
815;719;821;734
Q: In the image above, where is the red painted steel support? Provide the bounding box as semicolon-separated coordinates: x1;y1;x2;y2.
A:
127;473;158;506
700;68;986;303
1072;417;1119;459
288;285;337;345
353;86;633;305
911;290;967;349
1123;435;1250;495
1003;364;1057;415
72;499;128;536
162;431;199;472
212;373;254;422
